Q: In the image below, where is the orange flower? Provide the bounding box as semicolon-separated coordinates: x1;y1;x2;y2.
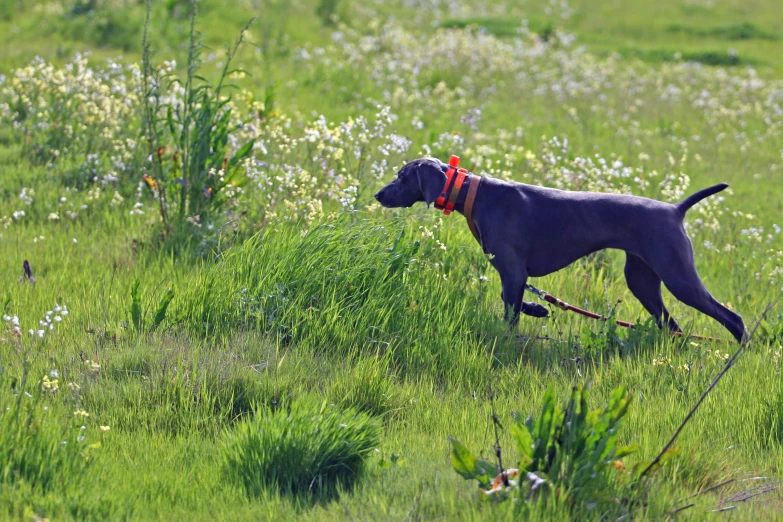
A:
485;469;520;495
143;174;158;191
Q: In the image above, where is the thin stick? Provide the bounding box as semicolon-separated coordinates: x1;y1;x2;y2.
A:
687;478;735;499
670;477;736;513
487;386;508;486
668;503;695;515
640;299;778;478
724;481;781;503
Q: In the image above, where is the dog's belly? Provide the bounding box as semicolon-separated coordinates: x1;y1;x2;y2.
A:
525;242;634;278
521;199;652;277
526;249;598;277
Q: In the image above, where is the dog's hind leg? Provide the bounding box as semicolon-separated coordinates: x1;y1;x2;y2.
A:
644;234;747;343
624;253;680;332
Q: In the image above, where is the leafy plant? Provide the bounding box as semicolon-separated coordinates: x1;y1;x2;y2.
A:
130;279;142;330
579;301;622;353
449;386;679;514
140;0;256;245
128;278;175;332
757;314;783;344
222;401;380;498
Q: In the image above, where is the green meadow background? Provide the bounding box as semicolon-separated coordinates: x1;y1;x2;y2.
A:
1;0;783;519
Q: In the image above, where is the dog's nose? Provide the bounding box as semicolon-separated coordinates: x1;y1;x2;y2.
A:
374;191;381;201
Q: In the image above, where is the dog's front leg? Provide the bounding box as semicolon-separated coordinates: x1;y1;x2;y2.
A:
501;288;548;319
501;278;549;326
500;272;526;327
521;301;549;318
493;250;547;324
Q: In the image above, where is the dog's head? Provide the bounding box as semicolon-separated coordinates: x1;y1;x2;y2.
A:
374;158;448;208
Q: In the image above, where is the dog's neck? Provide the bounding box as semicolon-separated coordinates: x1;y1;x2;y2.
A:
450;174;474;215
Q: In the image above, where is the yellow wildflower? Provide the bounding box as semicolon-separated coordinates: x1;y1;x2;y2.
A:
41;375;59;392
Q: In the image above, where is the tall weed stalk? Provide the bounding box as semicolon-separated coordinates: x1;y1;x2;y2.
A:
141;0;256;248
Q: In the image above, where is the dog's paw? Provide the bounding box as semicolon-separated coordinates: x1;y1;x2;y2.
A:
522;302;549;318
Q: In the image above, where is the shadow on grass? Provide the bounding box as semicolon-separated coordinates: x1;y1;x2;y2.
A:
616;47;758;67
439;17;554;39
475;310;681;378
666;22;778;41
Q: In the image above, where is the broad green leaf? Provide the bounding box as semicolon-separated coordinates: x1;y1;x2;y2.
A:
612;444;639;460
166;106;177;138
632;446;681;476
518;454;533;471
228;139;255;169
510;416;535;461
151;288;175;330
130;279;142;331
473;459;497;489
532;390;556;467
448;436;478;480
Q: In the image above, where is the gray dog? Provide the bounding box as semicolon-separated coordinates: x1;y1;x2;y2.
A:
375;157;746;343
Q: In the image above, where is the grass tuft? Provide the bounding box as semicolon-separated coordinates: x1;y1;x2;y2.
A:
222;401;381;499
329;354;405;418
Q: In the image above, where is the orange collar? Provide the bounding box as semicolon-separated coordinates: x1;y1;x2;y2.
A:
433;155;483;247
434;155;468;215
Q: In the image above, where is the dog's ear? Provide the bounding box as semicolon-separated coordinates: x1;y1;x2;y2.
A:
417;160;446;207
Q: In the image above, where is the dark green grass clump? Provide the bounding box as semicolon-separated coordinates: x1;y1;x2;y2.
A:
222;402;380;499
618;47;753;67
666;22;777;41
439;17;553;39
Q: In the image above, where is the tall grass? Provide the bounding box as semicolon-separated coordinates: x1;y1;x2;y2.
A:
190;215;504;384
0;375;98;493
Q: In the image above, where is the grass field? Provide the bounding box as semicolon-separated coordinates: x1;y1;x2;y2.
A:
1;0;783;520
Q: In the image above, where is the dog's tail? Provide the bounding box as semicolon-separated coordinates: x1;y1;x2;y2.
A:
676;183;729;216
